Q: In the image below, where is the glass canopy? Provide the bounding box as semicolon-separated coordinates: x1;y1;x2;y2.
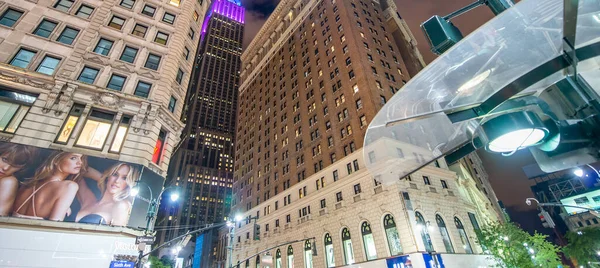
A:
364;0;600;185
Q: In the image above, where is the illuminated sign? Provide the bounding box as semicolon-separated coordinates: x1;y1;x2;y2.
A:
560;189;600;214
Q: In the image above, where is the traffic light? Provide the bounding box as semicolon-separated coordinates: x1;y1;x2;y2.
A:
421;16;463;55
538;210;555;228
253;223;260;240
485;0;513;15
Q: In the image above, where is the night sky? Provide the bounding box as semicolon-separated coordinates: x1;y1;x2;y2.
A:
239;0;539;229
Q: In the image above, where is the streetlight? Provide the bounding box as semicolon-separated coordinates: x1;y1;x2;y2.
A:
131;182;181;233
573;164;600;182
526;198;599;218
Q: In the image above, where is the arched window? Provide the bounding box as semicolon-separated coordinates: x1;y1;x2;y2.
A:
361;221;378;260
341;227;355;265
256;255;260;268
276;249;282;268
245;260;250;268
304;240;313;268
415;212;434;252
383;214;402;256
287;245;294;268
436;214;454;253
324;233;336;267
455;217;473;253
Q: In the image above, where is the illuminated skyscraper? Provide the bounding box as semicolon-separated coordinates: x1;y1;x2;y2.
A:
156;0;244;265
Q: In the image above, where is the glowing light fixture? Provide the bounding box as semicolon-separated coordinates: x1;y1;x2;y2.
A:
482;111;549;153
573;168;584;177
457;69;492;93
170;192;180;202
131;186;140;197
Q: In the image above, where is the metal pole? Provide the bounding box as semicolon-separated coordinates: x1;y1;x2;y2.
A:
237;237;316;265
443;0;486;21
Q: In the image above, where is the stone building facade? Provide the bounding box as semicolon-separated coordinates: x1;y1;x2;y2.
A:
0;0;208;174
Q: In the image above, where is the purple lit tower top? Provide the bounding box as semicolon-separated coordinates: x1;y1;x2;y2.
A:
201;0;245;37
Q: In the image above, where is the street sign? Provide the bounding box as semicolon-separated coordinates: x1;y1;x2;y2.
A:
109;260;135;268
135;236;155;245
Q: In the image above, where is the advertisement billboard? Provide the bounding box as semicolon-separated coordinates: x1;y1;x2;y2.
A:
560;189;600;214
0;141;164;229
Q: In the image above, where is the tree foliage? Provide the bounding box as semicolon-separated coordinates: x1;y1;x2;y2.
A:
148;256;172;268
563;227;600;267
478;222;562;268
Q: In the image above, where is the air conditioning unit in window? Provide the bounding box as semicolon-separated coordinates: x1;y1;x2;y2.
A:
353;193;362;202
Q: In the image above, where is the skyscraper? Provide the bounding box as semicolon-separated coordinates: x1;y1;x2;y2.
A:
226;0;501;267
156;0;244;264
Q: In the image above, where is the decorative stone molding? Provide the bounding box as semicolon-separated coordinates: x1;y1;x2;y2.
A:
132;102;157;135
90;92;124;109
112;61;136;73
157;109;184;133
137;69;162;80
0;71;54;90
42;82;76;116
83;52;110;66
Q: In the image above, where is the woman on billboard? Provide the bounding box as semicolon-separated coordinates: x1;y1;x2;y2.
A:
0;144;38;216
75;163;136;226
12;152;87;221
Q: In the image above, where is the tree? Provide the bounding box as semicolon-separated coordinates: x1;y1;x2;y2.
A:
563;227;600;267
478;222;562;268
148;256;171;268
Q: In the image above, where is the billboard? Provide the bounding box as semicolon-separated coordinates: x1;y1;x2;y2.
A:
0;141;164;229
560;189;600;214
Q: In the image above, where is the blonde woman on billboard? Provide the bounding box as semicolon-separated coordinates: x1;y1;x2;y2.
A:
12;152;87;221
0;143;38;216
75;163;136;226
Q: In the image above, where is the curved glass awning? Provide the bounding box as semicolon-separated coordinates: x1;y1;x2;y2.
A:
364;0;600;185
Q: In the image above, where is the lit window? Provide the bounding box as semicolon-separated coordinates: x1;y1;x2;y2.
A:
193;11;199;21
153;129;167;164
56;104;84;143
107;74;126;91
119;46;138;63
154;31;169;45
110;115;131;153
53;0;74;12
144;53;161;70
341;228;354;265
162;12;175;24
108;15;125;30
132;24;148;37
384;214;403;256
0;8;24;27
141;5;156;17
36;55;61;75
33;19;57;38
10;48;36;69
361;222;377;260
134;81;152;98
76;110;115;149
0;91;35;134
75;5;94;19
94;38;113;56
169;0;180;7
56;27;80;45
78;66;99;84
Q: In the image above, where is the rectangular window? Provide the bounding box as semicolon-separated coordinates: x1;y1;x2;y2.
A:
109;115;131;153
168;96;176;112
184;47;190;60
54;0;74;12
56;103;84;143
134;81;152;98
94;38;113;56
188;28;195;39
75;5;94;19
353;160;359;171
320;199;326;208
176;68;184;84
169;0;180;7
193;11;199;21
119;46;138;63
441;180;448;189
152;129;166;164
142;5;156;17
423;176;431;185
120;0;135;9
0;8;24;27
162;12;175;24
36;55;61;75
10;48;36;68
33;19;58;38
154;31;169;45
56;27;79;45
336;192;343;202
144;53;161;70
75;109;115;149
333;170;339;181
78;66;99;84
347;163;353;174
0;91;36;134
132;24;148;37
108;16;125;30
396;148;404;158
354;184;362;195
107;74;126;91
